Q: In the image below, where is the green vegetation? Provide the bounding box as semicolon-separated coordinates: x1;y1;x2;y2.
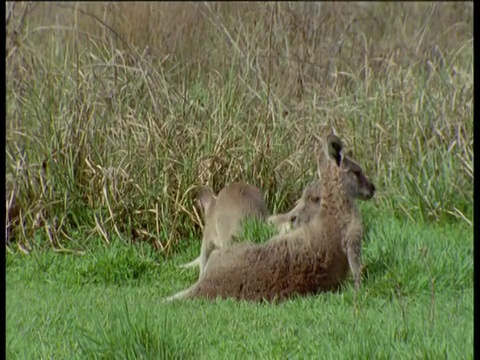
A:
6;2;472;250
6;2;473;359
7;213;472;358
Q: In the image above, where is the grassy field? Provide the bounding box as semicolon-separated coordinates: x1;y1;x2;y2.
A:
6;2;473;359
7;207;473;358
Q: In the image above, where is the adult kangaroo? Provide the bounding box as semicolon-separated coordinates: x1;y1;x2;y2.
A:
165;131;375;302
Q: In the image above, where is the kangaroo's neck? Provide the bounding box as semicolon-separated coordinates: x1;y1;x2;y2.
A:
319;161;354;217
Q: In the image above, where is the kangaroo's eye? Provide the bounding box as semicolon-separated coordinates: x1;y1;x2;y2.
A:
310;196;320;203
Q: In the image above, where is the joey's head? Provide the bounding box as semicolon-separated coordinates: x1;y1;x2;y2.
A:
197;185;218;219
322;132;376;201
289;181;322;229
267;181;322;233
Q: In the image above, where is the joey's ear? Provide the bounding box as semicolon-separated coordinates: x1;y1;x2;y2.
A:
326;134;344;167
345;150;353;158
197;185;216;212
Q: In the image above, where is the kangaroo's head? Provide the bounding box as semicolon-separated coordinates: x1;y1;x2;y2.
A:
276;134;375;230
323;132;376;201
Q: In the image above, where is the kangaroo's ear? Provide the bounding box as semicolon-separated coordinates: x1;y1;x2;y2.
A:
197;185;216;213
326;134;344;167
316;139;332;176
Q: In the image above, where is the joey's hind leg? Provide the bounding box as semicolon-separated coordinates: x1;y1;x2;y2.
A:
198;239;216;279
179;256;200;269
163;283;198;302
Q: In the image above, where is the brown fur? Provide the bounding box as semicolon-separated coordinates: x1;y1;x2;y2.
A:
180;182;269;278
165;132;375;302
268;180;322;234
268;151;375;233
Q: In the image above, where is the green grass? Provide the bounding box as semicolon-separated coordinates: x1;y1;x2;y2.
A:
7;209;473;359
